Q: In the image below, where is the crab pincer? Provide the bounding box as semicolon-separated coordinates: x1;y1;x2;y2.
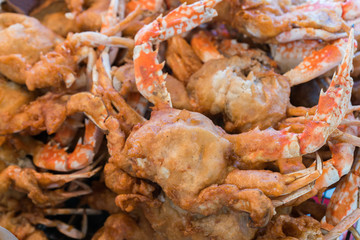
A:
233;28;357;163
133;0;221;106
33;120;103;172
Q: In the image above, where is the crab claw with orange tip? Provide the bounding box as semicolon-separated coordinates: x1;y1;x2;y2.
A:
133;0;221;106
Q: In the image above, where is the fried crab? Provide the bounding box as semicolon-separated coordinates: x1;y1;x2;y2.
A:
69;1;359;235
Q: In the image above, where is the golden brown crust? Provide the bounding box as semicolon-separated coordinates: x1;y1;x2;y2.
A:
166;36;203;83
142;196;258;240
216;0;344;41
82;181;120;214
0;93;69;135
0;13;61;84
256;215;323;240
187;56;290;132
92;212;155;240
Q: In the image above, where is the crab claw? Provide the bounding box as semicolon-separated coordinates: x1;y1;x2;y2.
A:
299;28;355;154
231;28;356;163
284;37;355;86
133;0;221;106
33;120;103;172
225;152;322;198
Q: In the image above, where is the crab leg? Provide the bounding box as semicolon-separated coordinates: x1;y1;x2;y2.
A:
134;0;221;106
292;115;357;205
126;0;163;13
275;0;360;43
25;214;87;239
225;154;322;197
69;32;135;49
0;93;69;135
67;92;109;130
43;208;102;215
324;209;360;240
103;4;143;36
33;120;103;172
0;165;99;206
231;28;355;163
323;152;360;227
276;28;349;43
284;37;353;86
93;51;145;132
52;116;83;147
116;185;274;227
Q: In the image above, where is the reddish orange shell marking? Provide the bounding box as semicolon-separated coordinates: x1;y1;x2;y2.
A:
292;2;341;12
134;43;164;92
127;0;159;12
295;44;342;73
34;120;99;171
342;0;360;20
326;166;360;225
133;0;221;105
298;121;328;154
36;144;68;171
191;31;222;62
316;90;342;118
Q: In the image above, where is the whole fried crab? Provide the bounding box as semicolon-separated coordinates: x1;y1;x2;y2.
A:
71;1;358;235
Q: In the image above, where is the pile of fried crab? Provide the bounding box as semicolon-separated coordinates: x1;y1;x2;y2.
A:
3;0;360;239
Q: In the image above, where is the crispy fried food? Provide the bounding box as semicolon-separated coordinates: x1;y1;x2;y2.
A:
112;62;191;110
216;0;347;41
25;41;78;91
141;195;258;240
82;181;120;214
0;13;61;84
164;33;289;132
105;107;322;227
187;56;290;132
0;161;98;206
0;93;69;135
30;0;79;37
92;212;156;240
0;78;34;117
256;215;323;240
0;212;47;240
112;63;138;96
0;192;47;240
165;35;203;83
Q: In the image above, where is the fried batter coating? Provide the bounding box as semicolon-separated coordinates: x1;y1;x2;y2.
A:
0;213;47;240
42;12;79;37
218;40;278;71
82;181;120;214
216;0;344;41
30;0;80;37
0;93;69;135
112;63;138;96
107;108;276;227
110;108;230;208
92;212;156;240
165;35;203;83
25;42;78;91
75;0;110;31
165;75;192;110
0;78;34;117
0;13;61;84
112;63;191;110
256;215;323;240
141;195;257;240
32;0;110;35
187;56;290;132
0;192;47;240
